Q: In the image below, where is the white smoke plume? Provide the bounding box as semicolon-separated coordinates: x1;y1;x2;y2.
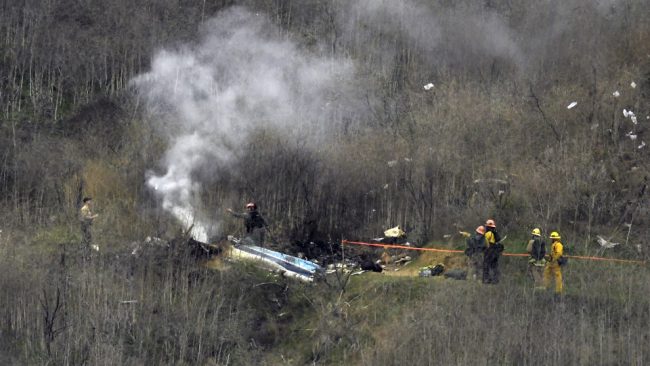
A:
132;7;354;241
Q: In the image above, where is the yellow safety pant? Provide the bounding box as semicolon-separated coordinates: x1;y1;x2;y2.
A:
543;262;563;294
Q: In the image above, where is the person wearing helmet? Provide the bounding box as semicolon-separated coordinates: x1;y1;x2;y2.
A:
227;202;267;245
544;231;564;295
465;225;486;281
526;228;546;289
482;218;503;284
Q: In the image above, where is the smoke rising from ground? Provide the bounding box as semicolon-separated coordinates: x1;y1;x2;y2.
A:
133;7;354;240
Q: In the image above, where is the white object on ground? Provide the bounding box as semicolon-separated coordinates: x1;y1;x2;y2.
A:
612;91;620;97
387;160;398;167
638;141;646;149
630;81;637;88
596;235;620;249
631;115;637;124
567;101;578;109
423;83;434;90
91;245;100;252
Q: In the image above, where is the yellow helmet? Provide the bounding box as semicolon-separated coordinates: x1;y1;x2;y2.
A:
550;231;561;240
531;228;541;237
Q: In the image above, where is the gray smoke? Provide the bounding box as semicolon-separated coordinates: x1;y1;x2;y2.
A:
339;0;525;71
133;7;354;241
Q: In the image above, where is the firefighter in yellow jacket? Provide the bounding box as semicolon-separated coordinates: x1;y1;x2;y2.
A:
543;231;564;294
482;219;503;284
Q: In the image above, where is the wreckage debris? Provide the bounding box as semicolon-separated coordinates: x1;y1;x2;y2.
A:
443;269;467;280
419;264;445;277
631;81;637;88
226;236;322;282
613;91;620;97
567;101;578;109
423;83;434;90
623;109;638;124
596;235;620;249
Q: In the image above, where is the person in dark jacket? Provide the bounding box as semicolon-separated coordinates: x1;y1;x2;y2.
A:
227;202;267;245
526;228;547;289
465;226;486;281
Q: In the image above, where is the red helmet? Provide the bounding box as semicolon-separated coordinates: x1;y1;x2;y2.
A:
245;202;256;209
485;219;496;228
475;226;485;235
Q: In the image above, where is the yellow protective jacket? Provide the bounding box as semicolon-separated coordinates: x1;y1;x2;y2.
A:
484;231;496;246
549;241;563;262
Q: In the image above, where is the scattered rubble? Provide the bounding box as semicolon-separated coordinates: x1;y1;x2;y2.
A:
612;91;620;97
423;83;434;90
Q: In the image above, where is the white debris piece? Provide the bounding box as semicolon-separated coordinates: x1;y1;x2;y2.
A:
590;123;599;131
612;91;620;97
638;141;646;149
387;160;398;167
630;81;637;88
423;83;434;90
383;183;389;189
626;131;638;140
623;109;637;124
403;157;412;162
91;245;100;252
596;235;620;249
567;101;578;109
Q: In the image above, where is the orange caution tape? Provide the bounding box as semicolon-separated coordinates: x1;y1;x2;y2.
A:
341;240;646;265
563;254;646;265
342;240;464;253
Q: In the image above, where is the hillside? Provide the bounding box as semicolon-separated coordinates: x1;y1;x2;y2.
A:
1;0;649;364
